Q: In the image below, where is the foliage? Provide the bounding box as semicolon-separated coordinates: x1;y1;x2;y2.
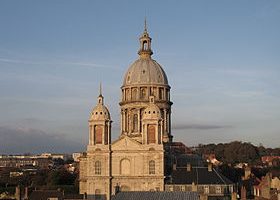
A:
46;167;76;186
195;141;264;164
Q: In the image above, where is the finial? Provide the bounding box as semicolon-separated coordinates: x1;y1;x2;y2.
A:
97;82;104;104
99;82;102;97
144;17;147;32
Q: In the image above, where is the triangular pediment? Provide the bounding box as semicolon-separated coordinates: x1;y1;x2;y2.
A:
111;135;143;151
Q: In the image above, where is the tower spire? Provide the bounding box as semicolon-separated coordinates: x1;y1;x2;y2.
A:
97;83;104;105
144;17;147;32
99;82;102;97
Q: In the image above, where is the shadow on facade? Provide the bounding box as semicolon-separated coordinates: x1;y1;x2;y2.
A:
87;194;106;200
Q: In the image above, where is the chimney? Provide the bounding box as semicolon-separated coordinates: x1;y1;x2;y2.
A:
244;166;251;180
241;186;246;200
231;192;237;200
173;163;176;171
187;163;191;172
15;186;21;200
200;194;208;200
208;163;213;172
24;187;28;200
191;182;197;192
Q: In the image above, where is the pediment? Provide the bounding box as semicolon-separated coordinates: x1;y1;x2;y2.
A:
111;136;143;151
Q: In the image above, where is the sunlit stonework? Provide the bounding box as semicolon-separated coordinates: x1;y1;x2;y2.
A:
79;22;173;200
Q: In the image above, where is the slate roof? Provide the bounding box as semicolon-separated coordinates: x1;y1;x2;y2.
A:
171;167;233;185
176;154;204;167
111;191;199;200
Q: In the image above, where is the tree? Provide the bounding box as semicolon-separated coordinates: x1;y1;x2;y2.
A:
46;167;76;186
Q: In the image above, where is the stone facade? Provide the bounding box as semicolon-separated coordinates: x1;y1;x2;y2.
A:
79;23;172;200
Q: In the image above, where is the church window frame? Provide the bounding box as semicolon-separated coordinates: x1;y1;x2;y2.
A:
120;158;130;175
149;160;155;175
143;40;148;50
132;88;137;100
132;113;138;132
95;161;101;175
140;88;146;99
94;125;103;144
147;125;156;144
159;88;164;100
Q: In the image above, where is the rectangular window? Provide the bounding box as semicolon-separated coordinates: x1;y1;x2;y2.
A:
204;185;209;194
216;186;222;194
159;88;163;100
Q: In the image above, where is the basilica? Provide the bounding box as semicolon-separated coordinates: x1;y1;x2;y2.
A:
79;23;173;199
79;23;234;200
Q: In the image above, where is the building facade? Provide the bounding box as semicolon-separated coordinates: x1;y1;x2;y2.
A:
79;24;172;200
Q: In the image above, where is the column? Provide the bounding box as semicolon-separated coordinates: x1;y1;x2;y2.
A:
160;121;163;144
93;125;96;145
138;109;141;133
167;110;170;134
155;124;158;144
124;110;127;133
121;110;124;133
103;122;105;145
169;110;171;134
107;122;111;144
164;109;167;134
89;125;92;145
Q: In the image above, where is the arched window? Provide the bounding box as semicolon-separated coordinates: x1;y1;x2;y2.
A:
143;41;148;50
120;159;130;175
133;114;138;132
147;125;156;144
132;88;137;100
159;88;163;100
126;89;130;101
149;160;155;175
95;161;101;175
94;125;103;144
140;88;146;99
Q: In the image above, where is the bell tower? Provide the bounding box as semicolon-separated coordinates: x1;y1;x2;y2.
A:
138;19;153;58
88;85;112;150
80;85;112;200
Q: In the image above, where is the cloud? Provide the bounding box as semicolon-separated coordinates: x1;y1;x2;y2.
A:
0;126;85;154
0;57;119;70
172;123;232;130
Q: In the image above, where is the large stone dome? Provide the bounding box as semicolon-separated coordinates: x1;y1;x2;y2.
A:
123;58;168;87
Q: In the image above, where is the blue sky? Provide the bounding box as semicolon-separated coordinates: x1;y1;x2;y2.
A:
0;1;279;154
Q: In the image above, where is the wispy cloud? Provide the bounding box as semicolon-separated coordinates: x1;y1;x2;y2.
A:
172;123;232;130
223;90;265;98
0;57;119;70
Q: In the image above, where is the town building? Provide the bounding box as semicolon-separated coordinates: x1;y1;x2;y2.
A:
165;163;234;200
